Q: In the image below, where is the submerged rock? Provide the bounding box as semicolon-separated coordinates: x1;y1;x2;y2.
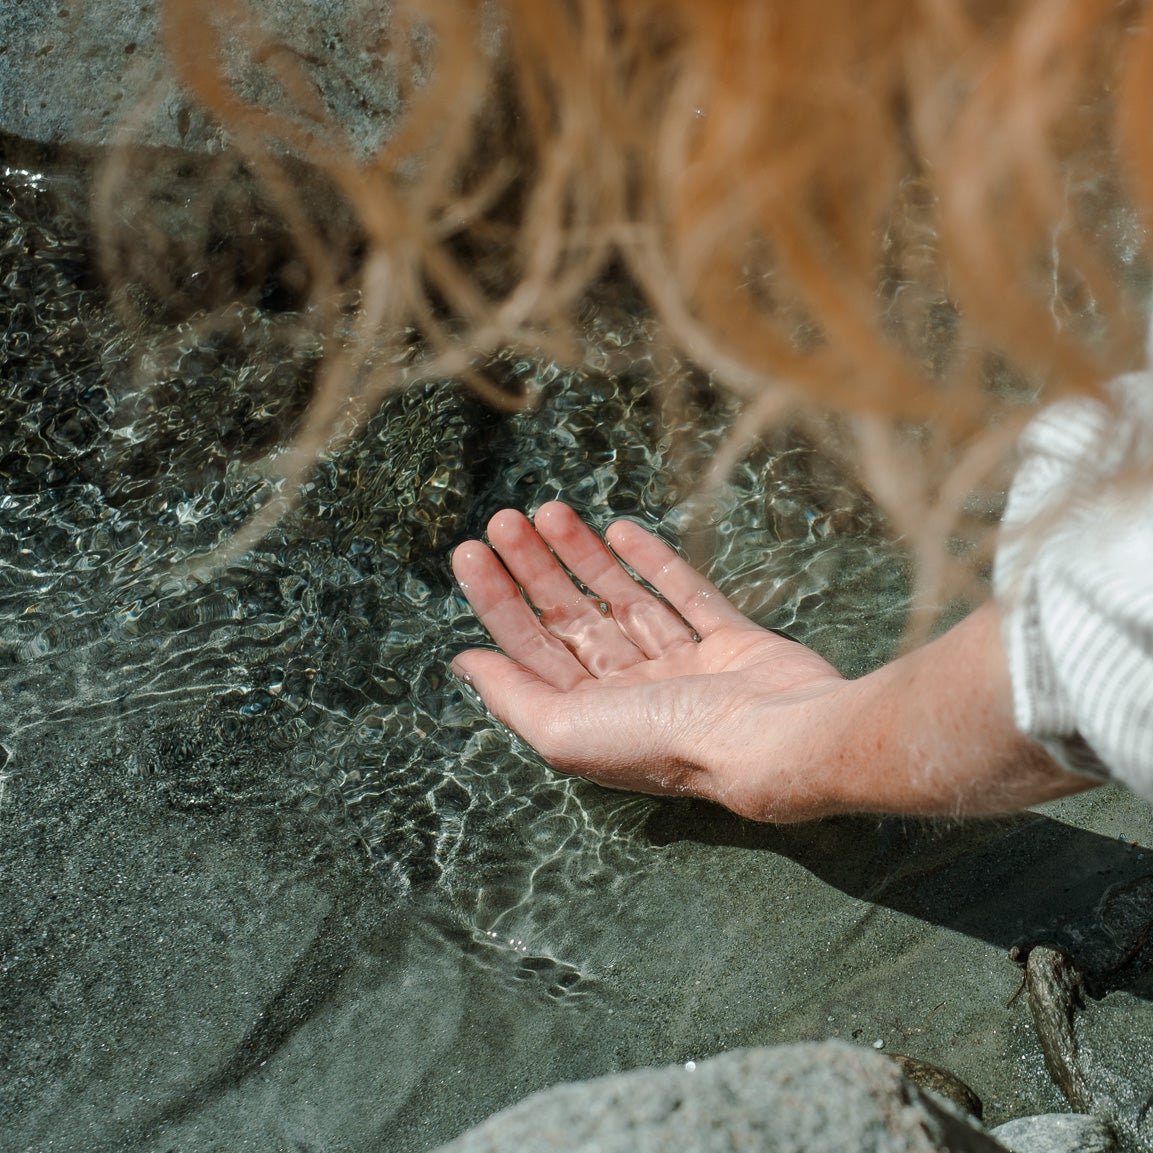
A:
1006;873;1153;1152
0;1;400;155
1010;944;1093;1113
888;1053;984;1121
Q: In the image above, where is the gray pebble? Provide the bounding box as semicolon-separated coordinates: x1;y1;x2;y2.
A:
991;1114;1115;1153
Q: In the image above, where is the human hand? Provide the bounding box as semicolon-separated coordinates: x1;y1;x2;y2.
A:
451;501;852;821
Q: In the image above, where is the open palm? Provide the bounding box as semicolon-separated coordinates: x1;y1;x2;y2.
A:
451;501;845;815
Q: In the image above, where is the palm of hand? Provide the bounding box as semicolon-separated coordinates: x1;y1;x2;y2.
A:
452;502;843;798
592;619;838;691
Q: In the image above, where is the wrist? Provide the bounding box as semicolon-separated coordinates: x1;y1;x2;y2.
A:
689;673;860;822
697;603;1097;824
833;605;1095;818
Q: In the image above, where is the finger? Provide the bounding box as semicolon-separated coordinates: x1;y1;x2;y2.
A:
451;540;590;690
485;509;646;677
533;501;697;659
452;647;563;748
604;518;749;637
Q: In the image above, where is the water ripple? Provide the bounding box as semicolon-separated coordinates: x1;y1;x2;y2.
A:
0;162;910;987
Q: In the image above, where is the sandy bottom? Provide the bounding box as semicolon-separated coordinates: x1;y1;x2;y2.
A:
3;158;1153;1153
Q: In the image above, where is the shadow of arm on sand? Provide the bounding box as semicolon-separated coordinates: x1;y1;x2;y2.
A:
644;798;1153;1001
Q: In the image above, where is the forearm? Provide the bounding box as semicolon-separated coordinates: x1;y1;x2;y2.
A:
813;603;1098;818
453;503;1101;824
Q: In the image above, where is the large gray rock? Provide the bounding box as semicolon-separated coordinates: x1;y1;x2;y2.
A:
429;1041;1009;1153
0;0;400;154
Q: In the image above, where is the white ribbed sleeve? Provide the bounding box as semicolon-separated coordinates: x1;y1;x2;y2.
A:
993;377;1153;797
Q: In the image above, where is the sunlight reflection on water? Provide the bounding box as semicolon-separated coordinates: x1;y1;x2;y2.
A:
0;158;909;1016
20;153;1153;1153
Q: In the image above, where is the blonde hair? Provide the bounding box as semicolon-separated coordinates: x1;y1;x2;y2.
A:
102;0;1153;637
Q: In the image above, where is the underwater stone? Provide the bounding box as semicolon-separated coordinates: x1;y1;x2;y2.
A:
0;0;401;155
886;1053;984;1121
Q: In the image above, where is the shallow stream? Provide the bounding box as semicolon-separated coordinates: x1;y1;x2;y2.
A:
3;157;1153;1153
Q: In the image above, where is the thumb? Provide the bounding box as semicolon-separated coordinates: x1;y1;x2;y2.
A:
452;648;686;789
452;648;562;746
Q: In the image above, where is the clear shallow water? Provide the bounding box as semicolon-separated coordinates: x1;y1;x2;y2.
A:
0;158;905;910
4;158;1153;1153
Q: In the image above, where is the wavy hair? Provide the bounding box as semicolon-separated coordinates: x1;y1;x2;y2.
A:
100;0;1153;637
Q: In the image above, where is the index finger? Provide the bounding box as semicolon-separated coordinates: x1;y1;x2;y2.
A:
604;519;749;637
451;539;592;690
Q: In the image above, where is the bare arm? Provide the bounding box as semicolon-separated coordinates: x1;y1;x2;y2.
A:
804;603;1097;819
451;502;1096;822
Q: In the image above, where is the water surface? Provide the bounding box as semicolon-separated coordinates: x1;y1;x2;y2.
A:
3;158;1153;1153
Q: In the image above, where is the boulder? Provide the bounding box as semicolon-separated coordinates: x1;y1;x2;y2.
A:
428;1041;1009;1153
